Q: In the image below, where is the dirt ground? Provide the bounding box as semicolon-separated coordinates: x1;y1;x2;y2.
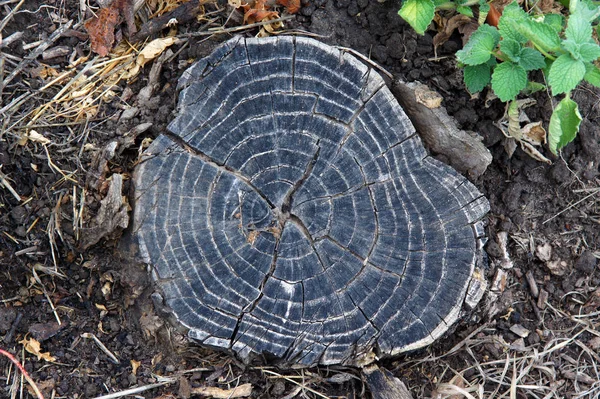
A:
1;0;599;398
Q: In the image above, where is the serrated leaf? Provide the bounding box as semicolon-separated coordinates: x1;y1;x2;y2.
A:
498;2;528;43
523;81;547;94
565;11;593;43
500;39;521;62
570;0;600;22
562;39;582;59
456;24;500;65
578;42;600;62
478;2;490;25
584;63;600;86
519;47;546;70
544;14;565;33
464;64;491;92
491;62;527;101
398;0;435;35
456;5;474;17
516;19;561;53
548;96;581;154
548;54;586;94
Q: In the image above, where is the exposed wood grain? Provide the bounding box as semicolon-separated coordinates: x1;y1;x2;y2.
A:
131;36;489;367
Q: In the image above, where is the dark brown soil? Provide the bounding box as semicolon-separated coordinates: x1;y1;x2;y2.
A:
1;0;599;398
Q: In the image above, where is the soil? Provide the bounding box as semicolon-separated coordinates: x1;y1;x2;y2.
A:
1;0;599;398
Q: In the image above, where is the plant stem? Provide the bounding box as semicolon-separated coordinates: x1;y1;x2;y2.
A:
0;348;45;399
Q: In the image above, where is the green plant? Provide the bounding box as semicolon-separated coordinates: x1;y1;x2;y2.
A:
398;0;600;154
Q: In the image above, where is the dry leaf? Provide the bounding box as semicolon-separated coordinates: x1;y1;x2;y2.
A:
131;359;141;375
276;0;300;13
18;130;52;146
521;121;546;146
84;7;120;57
19;337;56;362
496;99;551;164
138;37;177;67
125;37;177;79
84;0;136;56
433;14;472;49
243;0;279;24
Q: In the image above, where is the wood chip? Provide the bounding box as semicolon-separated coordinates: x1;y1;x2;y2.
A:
190;383;252;398
536;243;552;262
537;289;548;309
525;270;539;298
510;324;530;338
491;269;508;292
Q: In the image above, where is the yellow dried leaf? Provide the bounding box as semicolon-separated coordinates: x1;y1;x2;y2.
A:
18;130;52;146
131;359;141;375
124;37;177;80
521;121;546;146
19;337;56;362
138;37;177;67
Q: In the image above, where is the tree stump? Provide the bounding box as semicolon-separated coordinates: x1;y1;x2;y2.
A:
131;36;489;367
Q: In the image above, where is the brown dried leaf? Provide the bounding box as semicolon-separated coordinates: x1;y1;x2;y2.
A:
433;14;472;49
458;19;480;46
521;121;546;146
131;359;141;375
19;337;56;362
243;0;280;24
84;0;136;56
84;7;120;56
276;0;300;13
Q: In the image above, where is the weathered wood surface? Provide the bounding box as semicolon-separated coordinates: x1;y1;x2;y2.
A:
131;36;489;367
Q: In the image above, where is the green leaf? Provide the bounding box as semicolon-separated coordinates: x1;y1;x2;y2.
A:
516;19;562;53
398;0;435;35
498;2;529;43
548;96;581;154
456;5;474;17
562;39;582;59
463;64;492;93
523;81;547;94
500;39;522;62
565;10;593;43
578;42;600;62
548;54;586;94
584;63;600;86
519;47;546;70
491;62;527;101
544;13;565;33
456;24;500;65
478;2;490;25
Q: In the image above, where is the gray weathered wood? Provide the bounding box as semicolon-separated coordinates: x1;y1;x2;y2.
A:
131;36;489;367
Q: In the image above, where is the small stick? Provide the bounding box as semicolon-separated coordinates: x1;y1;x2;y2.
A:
0;348;45;399
133;0;215;41
181;15;295;37
0;0;25;33
0;31;24;48
91;378;176;399
81;333;120;364
32;268;62;325
525;270;538;298
3;19;73;87
543;188;600;224
3;312;22;343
